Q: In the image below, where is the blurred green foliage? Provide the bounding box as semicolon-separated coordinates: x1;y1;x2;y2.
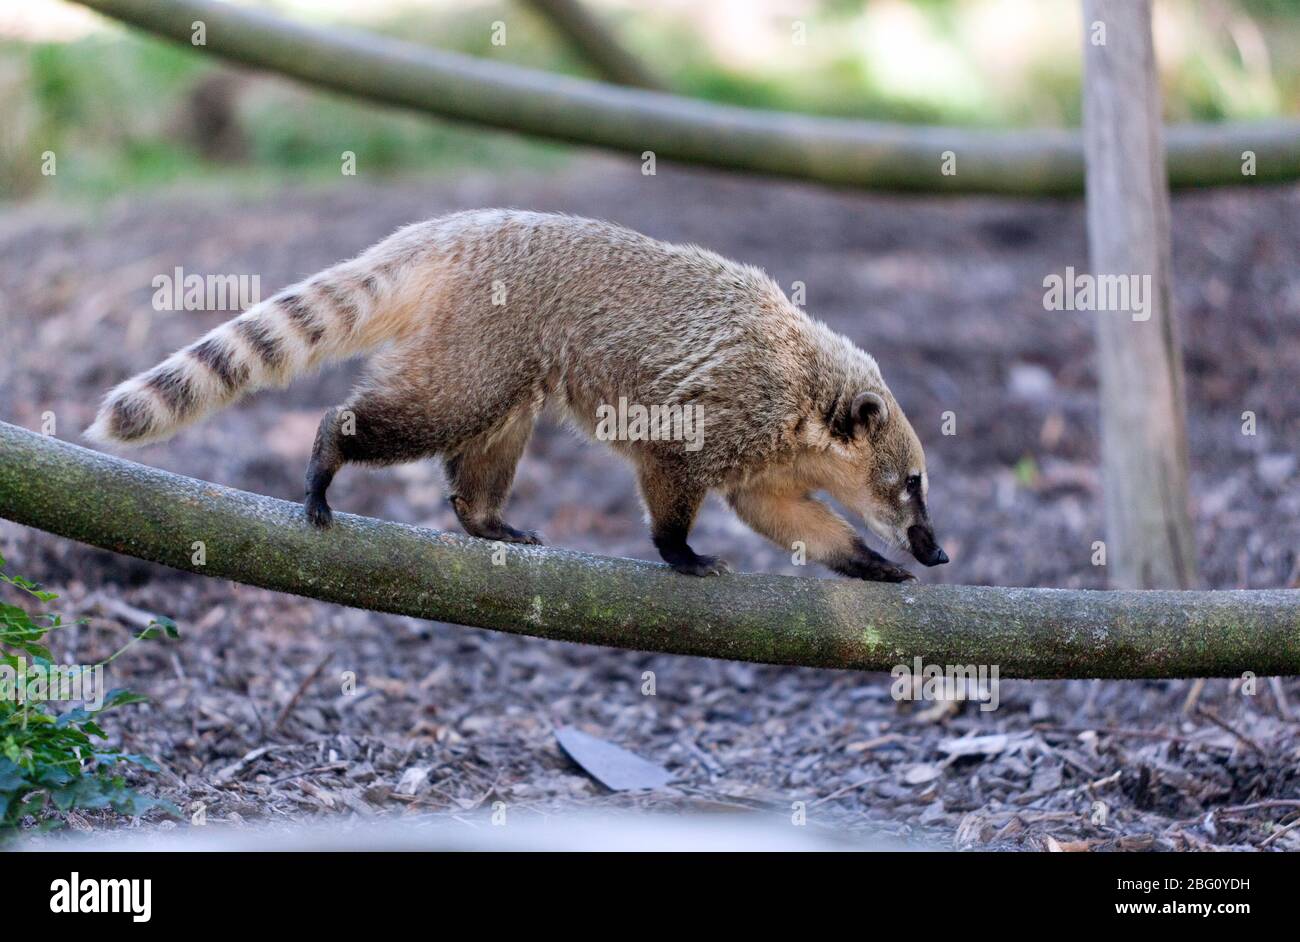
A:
1;0;1296;201
0;550;178;835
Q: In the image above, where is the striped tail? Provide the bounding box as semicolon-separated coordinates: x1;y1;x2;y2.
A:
86;264;397;446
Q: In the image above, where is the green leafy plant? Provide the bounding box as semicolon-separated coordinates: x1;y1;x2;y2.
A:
0;550;178;834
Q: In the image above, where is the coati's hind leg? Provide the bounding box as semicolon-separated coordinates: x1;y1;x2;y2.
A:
445;412;541;545
305;393;467;528
305;407;344;528
727;483;914;582
638;461;730;577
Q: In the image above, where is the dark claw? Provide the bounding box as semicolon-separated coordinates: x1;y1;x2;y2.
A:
670;554;732;577
497;525;544;546
467;521;544;545
832;540;915;583
305;497;333;529
884;564;917;583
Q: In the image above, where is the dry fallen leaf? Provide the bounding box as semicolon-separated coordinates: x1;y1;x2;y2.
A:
937;733;1012;758
915;699;960;723
1046;836;1096;852
903;763;942;785
395;766;430;796
555;727;673;791
845;733;904;754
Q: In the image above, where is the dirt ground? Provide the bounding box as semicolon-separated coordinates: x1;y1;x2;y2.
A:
1;157;1298;850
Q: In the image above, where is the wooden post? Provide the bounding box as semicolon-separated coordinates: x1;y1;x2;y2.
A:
1082;0;1198;589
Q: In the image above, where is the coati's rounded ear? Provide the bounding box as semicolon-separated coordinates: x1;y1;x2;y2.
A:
851;391;889;434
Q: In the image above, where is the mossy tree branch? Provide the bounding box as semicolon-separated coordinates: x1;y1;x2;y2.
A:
70;0;1300;194
0;422;1297;679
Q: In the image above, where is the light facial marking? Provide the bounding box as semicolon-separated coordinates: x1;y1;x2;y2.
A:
863;509;906;549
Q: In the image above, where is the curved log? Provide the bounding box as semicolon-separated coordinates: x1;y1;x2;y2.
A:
70;0;1300;194
0;422;1296;679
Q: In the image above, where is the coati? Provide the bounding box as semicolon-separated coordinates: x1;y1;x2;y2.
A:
87;210;947;582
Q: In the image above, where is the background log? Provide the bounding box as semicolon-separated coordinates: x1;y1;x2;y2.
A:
0;422;1296;679
69;0;1300;194
520;0;668;90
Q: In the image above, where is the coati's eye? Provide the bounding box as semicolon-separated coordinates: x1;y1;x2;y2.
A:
906;474;921;492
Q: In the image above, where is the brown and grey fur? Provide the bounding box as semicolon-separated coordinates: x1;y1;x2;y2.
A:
88;210;947;581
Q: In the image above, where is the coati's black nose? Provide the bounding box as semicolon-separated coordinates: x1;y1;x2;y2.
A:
916;544;948;567
906;525;949;567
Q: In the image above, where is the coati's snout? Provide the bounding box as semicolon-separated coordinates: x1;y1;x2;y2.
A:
906;524;948;567
890;470;947;568
835;389;948;570
899;469;948;567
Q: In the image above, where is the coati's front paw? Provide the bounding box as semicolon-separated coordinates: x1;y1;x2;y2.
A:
653;531;731;576
670;554;732;577
305;496;333;529
465;520;544;545
496;525;543;546
863;561;916;583
832;546;915;583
